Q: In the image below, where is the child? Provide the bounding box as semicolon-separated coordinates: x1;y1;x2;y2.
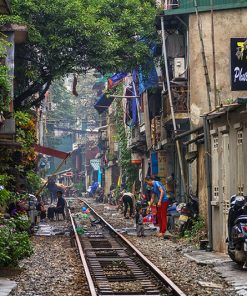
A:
135;206;145;237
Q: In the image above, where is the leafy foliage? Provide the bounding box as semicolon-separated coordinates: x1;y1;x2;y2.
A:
7;0;157;108
0;175;15;207
26;171;42;194
183;216;207;244
0;174;12;187
15;111;36;163
0;188;11;208
0;33;11;112
47;80;76;123
114;96;139;190
0;112;37;200
0;215;33;267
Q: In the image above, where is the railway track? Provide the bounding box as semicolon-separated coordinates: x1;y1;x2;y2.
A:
68;198;186;296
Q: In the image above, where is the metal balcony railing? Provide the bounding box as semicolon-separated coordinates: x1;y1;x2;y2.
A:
163;83;189;117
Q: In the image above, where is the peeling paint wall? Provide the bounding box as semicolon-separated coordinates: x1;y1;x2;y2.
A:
198;144;208;227
189;8;247;127
210;106;247;252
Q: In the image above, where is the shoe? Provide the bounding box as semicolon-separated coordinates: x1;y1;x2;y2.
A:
156;233;164;237
164;230;172;236
141;234;146;237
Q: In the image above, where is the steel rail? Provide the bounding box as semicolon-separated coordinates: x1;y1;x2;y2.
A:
82;199;187;296
68;207;97;296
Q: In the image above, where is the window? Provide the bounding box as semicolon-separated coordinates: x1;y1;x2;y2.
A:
212;135;219;201
237;130;244;194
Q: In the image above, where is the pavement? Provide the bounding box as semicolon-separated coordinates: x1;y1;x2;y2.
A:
0;278;16;296
185;250;247;295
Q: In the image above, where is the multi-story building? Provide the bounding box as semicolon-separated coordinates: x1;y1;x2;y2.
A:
0;1;27;147
95;0;247;253
160;0;247;252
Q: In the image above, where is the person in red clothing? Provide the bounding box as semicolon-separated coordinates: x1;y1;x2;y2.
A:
145;178;169;237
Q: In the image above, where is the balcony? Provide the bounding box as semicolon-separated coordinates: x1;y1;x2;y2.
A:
0;117;20;147
163;82;189;123
164;0;247;16
127;126;146;150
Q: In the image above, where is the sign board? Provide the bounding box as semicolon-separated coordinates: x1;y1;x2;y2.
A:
158;151;166;177
231;38;247;91
90;159;101;171
73;143;79;151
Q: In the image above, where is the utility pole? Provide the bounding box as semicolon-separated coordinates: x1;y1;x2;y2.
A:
161;16;187;196
194;0;212;111
211;0;217;107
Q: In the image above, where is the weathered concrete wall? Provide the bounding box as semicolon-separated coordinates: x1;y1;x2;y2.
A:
104;167;112;195
197;144;208;227
189;8;247;127
210;106;247;252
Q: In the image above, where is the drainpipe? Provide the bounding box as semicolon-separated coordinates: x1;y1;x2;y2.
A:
203;115;213;251
161;16;187;196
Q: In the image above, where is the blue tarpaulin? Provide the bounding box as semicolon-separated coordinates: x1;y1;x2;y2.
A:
94;94;114;114
131;95;137;125
151;151;158;176
98;168;102;186
138;62;158;95
108;72;127;88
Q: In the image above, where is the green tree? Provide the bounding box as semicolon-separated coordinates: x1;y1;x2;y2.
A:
0;33;11;112
114;97;139;190
1;0;157;108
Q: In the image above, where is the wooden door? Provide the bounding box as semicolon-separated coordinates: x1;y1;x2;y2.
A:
221;133;230;252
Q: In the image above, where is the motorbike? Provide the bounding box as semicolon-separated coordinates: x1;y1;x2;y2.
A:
227;194;247;269
167;202;180;232
177;194;199;235
95;188;104;203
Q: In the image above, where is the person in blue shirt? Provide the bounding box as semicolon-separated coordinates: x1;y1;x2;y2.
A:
145;178;169;237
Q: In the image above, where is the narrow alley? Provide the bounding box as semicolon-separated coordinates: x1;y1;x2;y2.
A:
0;0;247;295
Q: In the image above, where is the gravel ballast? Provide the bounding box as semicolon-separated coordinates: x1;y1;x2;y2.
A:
86;199;237;296
4;198;238;296
8;220;89;296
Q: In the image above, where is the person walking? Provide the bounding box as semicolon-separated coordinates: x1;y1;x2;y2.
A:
145;178;169;237
47;177;57;204
122;191;134;219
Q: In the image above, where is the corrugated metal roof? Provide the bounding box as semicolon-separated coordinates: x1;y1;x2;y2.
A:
165;0;247;16
206;103;240;120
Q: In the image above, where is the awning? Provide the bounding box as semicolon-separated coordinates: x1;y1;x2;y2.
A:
34;144;70;159
94;94;114;114
107;72;127;89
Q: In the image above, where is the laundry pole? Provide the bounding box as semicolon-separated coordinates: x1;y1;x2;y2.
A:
161;16;187;195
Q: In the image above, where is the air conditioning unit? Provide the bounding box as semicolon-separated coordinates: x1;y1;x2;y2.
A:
0;118;15;135
174;58;185;79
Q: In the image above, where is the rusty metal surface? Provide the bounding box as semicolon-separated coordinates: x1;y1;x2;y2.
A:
68;208;97;296
77;199;187;296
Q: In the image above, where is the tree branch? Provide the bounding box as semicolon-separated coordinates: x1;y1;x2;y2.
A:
14;75;52;108
31;80;52;107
